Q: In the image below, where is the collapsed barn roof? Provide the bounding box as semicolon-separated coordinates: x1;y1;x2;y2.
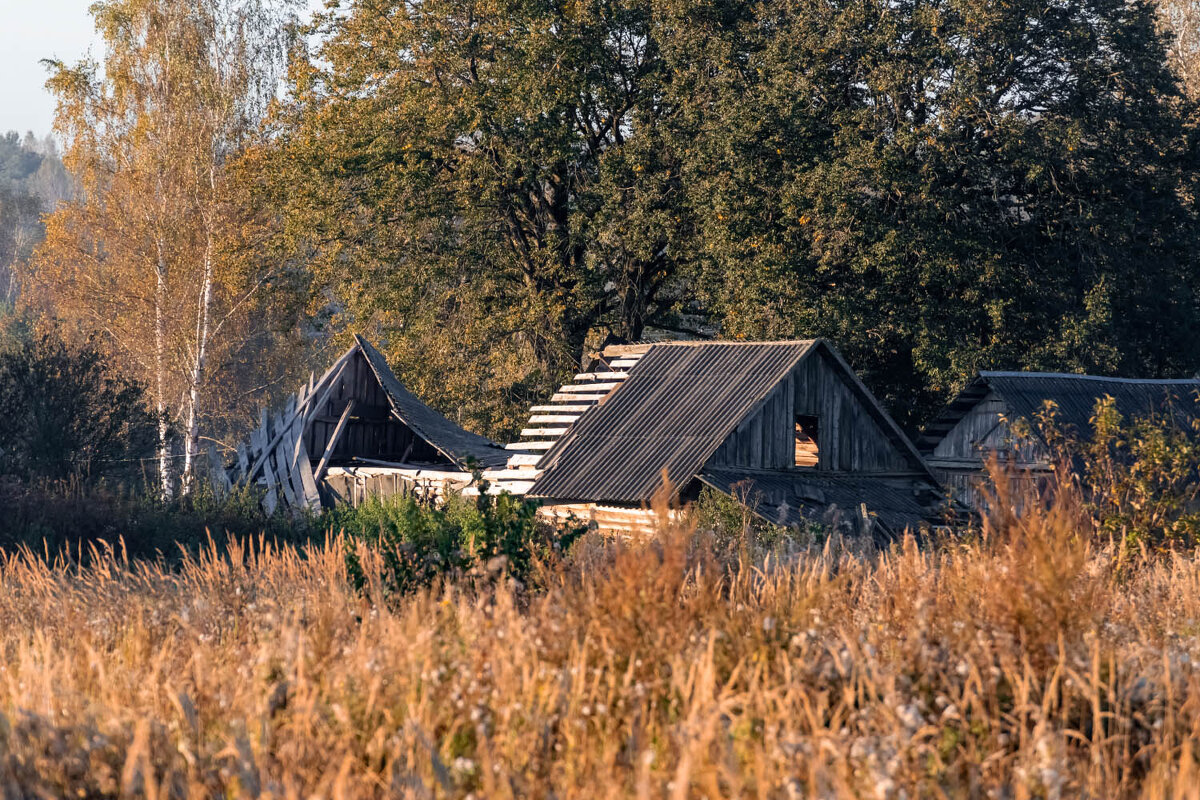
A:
918;371;1200;453
215;335;508;515
353;336;509;469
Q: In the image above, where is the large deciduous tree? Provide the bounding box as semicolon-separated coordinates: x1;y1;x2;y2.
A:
674;0;1200;425
272;0;1200;435
30;0;300;495
265;0;697;436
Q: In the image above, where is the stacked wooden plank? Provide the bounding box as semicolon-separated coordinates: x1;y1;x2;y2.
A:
536;503;684;539
501;346;648;473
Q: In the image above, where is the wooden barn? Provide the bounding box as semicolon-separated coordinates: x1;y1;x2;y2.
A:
213;336;509;514
917;371;1200;508
497;340;946;539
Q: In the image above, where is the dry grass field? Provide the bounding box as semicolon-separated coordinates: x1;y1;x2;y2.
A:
2;482;1200;798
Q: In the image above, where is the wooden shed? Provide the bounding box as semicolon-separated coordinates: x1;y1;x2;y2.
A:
213;335;509;514
495;340;946;539
917;371;1200;508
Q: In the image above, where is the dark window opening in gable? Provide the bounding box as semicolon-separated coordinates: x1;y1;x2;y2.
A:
795;414;819;467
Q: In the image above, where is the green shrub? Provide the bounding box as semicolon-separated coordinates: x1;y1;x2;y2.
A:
1029;395;1200;552
336;490;585;597
0;325;156;480
690;486;813;551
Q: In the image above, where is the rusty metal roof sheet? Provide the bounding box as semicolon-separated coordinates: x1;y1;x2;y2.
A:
528;341;818;502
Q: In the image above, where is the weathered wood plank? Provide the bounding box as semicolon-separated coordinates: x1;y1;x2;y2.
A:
505;441;557;450
481;480;536;494
295;437;321;510
528;415;581;424
507;454;543;467
236;442;249;476
480;468;543;479
315;399;355;481
273;417;299;509
520;427;568;436
559;382;620;393
530;404;590;412
573;371;629;381
551;393;606;402
260;456;281;515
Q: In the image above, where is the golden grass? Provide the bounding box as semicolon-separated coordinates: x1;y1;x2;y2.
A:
3;489;1200;798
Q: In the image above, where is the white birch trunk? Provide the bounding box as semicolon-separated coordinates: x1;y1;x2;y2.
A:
182;199;215;494
155;236;173;500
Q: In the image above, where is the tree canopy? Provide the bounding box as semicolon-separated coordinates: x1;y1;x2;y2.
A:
264;0;1200;435
676;0;1200;421
31;0;306;495
263;0;707;434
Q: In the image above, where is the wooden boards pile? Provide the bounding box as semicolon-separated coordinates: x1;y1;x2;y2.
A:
502;348;646;473
211;347;359;516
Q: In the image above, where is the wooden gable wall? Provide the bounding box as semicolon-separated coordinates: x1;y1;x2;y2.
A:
303;350;452;466
707;378;795;470
929;391;1048;468
707;347;916;474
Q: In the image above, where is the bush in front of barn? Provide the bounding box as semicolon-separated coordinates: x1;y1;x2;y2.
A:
336;489;586;597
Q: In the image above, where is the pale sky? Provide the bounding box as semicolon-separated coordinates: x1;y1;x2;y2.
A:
0;0;325;138
0;0;101;137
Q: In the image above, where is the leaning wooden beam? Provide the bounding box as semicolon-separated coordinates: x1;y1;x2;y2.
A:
295;438;321;510
290;357;352;472
260;458;280;516
243;348;356;486
272;412;299;509
314;399;355;482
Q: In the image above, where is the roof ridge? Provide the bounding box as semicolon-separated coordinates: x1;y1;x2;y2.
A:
655;338;820;347
981;371;1200;385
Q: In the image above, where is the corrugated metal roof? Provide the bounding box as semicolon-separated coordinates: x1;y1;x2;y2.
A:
918;371;1200;452
699;469;935;536
528;341;818;502
354;336;510;469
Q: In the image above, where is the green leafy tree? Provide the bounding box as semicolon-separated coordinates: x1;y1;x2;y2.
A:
339;491;585;597
675;0;1200;425
0;326;156;480
263;0;699;436
267;0;1200;435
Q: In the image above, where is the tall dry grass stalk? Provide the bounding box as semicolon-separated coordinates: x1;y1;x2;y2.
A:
2;486;1200;798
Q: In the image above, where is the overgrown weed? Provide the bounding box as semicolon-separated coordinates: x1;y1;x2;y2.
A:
3;467;1200;797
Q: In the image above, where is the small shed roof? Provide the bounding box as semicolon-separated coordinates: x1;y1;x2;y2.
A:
528;340;818;502
354;335;510;469
918;371;1200;452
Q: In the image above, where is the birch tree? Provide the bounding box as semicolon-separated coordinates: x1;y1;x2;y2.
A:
30;0;298;496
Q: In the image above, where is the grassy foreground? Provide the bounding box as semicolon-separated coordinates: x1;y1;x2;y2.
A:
2;489;1200;798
